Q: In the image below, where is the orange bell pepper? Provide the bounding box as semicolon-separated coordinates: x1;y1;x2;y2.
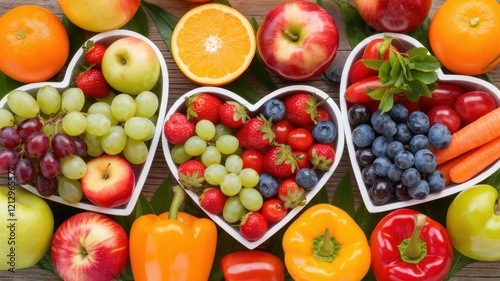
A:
129;186;217;281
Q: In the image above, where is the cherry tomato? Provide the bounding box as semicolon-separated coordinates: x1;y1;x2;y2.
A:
348;59;378;84
315;108;331;122
363;38;399;60
293;151;311;169
396;97;422;114
261;198;287;223
271;119;295;144
454;91;497;124
287;128;314;151
344;76;381;104
241;149;264;174
420;82;465;109
427;105;461;134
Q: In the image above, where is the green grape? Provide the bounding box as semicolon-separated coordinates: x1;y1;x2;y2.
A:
142;118;156;141
86;113;111;136
239;168;260;188
170;143;192;164
124;116;150;140
149;114;158;125
135;90;159;118
223;196;246;223
61;88;85;112
60;155;87;180
216;135;239;154
62;111;87;136
14;114;27;125
42;122;62;137
123;138;148;164
7;90;40;118
0;108;14;128
96;90;116;104
101;126;127;155
204;164;227;185
57;176;83;204
87;102;119;126
214;123;233;140
36;85;61;115
201;145;221;166
220;173;242;196
239;187;263;211
184;135;207;156
111;93;136;122
85;134;104;157
224;154;243;174
195;119;216;141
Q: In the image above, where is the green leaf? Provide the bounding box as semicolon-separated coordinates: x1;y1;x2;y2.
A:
355;202;387;239
123;5;150;37
408;56;441;72
62;16;86;67
363;59;385;70
367;86;388;100
223;76;262;104
380;91;394;113
113;193;154;234
331;172;355;219
406;79;430;97
482;168;500;193
409;70;438;85
149;178;173;214
330;0;373;48
35;251;60;278
444;249;476;281
408;17;432;50
141;1;178;52
250;17;278;91
406;47;430;58
0;71;22;98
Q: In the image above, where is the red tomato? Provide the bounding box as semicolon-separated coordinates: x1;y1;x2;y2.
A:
287;128;314;151
362;38;399;60
427;105;461;134
348;59;378;84
315;108;331;122
293;151;311;169
261;198;287;223
397;97;422;114
271;119;295;144
241;149;264;174
420;82;465;109
454;91;497;124
344;76;381;104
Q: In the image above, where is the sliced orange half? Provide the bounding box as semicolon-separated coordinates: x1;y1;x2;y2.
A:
171;3;256;86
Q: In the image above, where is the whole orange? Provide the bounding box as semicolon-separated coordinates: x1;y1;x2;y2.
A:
429;0;500;75
0;5;69;83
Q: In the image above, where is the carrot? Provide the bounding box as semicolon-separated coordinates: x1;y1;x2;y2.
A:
433;106;500;165
436;148;476;184
448;135;500;183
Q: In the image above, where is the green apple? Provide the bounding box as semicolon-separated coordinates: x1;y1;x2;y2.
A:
102;36;161;95
0;186;54;271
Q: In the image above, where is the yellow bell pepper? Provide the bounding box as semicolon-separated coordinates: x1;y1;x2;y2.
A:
282;203;371;281
129;186;217;281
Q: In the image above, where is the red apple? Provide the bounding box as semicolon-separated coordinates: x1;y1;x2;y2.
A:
51;212;129;281
81;154;135;208
256;0;339;81
354;0;432;33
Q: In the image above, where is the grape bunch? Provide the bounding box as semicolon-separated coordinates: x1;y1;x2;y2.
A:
0;85;159;204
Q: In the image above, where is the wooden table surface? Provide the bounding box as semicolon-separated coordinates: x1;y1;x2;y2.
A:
1;0;499;280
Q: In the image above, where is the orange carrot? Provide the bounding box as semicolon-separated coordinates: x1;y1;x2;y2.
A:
433;106;500;165
449;135;500;183
436;149;476;184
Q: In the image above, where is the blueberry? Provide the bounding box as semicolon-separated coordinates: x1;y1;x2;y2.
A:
426;170;445;193
409;134;429;154
414;149;437;173
407;111;430;134
407;179;430;199
372;136;389;157
355;148;376;166
362;165;379;185
348;103;372;126
369;178;394;205
381;119;397;140
388;103;408;123
371;109;392;134
428;123;451;149
258;173;279;199
394;182;411;201
295;168;318;190
352;124;375;148
262;98;285;121
386;141;405;160
312;120;337;144
386;163;403;182
394;123;412;144
372;156;392;177
401;167;421;187
394;150;415;169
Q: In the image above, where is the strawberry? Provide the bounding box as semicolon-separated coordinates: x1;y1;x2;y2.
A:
75;68;109;98
278;177;306;209
219;101;248;129
307;143;335;171
186;93;223;124
236;115;274;151
82;40;106;69
199;188;227;215
239;212;268;242
262;145;298;179
164;113;195;144
177;159;206;191
283;93;320;127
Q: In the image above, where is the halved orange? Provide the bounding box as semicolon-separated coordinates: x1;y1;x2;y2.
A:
171;3;256;86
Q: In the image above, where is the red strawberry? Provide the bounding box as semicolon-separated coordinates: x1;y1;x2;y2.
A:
75;68;109;98
236;115;274;151
186;93;223;124
219;101;248;129
178;159;206;191
164;113;195;144
283;93;320;127
82;41;106;69
307;143;335;171
262;145;298;179
278;178;306;209
239;212;268;242
199;188;227;215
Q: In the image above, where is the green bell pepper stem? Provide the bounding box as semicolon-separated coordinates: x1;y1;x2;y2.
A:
404;214;426;259
168;185;185;220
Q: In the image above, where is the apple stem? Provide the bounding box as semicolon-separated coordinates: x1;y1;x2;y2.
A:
284;29;299;42
168;186;186;220
103;163;111;180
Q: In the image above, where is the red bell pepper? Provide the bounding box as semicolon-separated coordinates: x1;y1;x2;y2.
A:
370;208;453;281
220;250;284;281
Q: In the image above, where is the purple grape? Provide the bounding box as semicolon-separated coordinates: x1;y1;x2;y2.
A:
17;118;43;140
0;126;21;148
38;152;61;178
0;148;20;175
72;136;88;157
35;173;57;197
51;132;76;158
24;132;50;158
14;158;36;185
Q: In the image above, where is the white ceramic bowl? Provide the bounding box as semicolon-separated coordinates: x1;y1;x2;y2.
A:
162;85;345;249
339;32;500;213
0;30;169;216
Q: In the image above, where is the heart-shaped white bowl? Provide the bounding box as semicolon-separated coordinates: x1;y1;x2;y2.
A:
162;85;345;249
340;32;500;213
0;30;169;216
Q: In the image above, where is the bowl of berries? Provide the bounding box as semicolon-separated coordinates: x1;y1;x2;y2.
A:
0;30;169;216
162;85;344;249
340;32;500;213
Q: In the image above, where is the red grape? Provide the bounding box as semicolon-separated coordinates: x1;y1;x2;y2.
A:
24;132;50;158
0;126;21;148
35;173;57;197
72;136;88;157
14;158;36;185
51;132;76;158
38;152;61;178
17;118;43;140
0;148;20;175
